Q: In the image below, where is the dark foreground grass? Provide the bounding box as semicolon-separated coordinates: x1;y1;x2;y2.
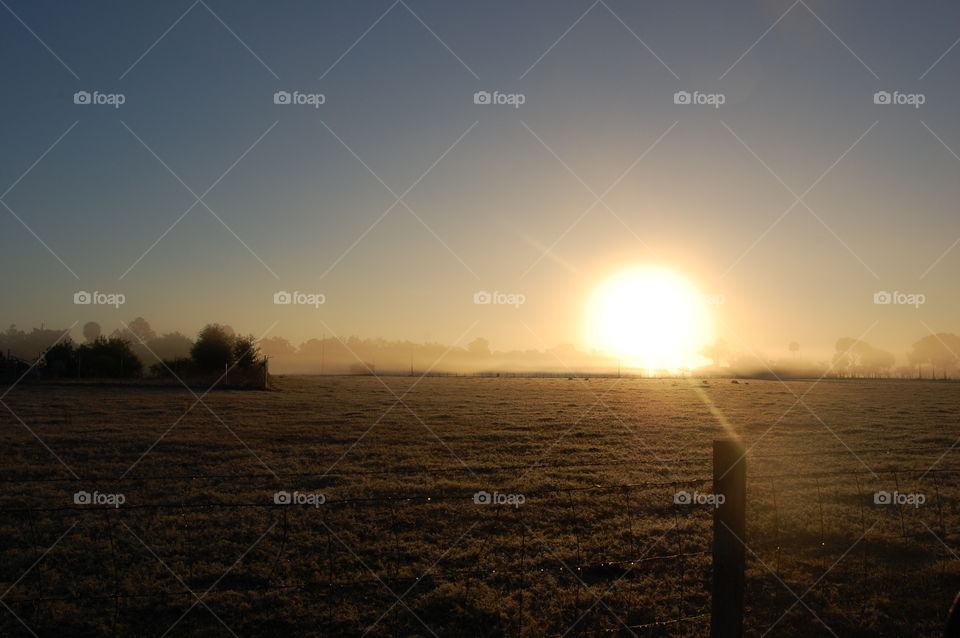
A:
0;376;958;636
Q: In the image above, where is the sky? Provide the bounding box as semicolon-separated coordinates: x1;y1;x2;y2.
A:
2;0;960;365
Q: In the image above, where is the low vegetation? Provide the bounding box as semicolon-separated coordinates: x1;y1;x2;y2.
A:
0;320;263;383
0;377;956;636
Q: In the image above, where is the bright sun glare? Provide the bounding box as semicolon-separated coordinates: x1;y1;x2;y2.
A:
587;267;713;372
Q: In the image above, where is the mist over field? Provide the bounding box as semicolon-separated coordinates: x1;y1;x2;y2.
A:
6;317;960;379
3;1;960;636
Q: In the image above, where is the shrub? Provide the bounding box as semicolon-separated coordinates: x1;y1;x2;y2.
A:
40;337;142;379
150;357;195;378
42;341;78;377
233;334;262;368
78;338;142;378
190;324;235;372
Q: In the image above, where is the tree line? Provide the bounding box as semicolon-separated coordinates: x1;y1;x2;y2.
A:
700;334;960;379
3;318;960;379
0;319;262;380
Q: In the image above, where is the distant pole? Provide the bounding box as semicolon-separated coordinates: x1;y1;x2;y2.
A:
320;334;325;375
711;439;746;638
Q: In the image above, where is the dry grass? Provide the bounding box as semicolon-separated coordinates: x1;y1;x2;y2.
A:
0;376;958;636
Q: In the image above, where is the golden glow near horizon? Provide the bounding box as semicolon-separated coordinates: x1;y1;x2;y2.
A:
586;266;713;372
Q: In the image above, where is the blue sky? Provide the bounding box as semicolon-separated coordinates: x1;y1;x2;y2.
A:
2;0;960;360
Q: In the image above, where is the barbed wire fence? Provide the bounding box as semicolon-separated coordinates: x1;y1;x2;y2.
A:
1;446;959;636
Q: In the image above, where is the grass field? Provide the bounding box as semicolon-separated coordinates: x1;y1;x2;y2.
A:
1;376;958;636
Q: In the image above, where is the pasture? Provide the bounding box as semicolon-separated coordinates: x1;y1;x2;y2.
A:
1;377;958;636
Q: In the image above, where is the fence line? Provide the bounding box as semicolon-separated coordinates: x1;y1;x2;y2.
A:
2;470;719;636
2;449;958;635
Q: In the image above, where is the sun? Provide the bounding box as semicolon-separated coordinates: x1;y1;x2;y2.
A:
586;266;713;372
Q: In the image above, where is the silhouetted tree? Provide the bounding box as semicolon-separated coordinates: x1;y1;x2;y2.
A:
907;348;924;379
78;338;143;378
126;317;156;343
82;321;101;343
42;341;78;377
190;324;235;372
834;338;895;378
860;344;895;378
833;338;858;377
233;335;262;368
909;334;960;379
789;341;799;359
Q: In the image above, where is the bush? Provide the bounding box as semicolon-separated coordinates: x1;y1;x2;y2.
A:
190;324;235;372
43;341;79;377
149;357;195;378
78;338;142;378
233;334;262;368
40;337;143;379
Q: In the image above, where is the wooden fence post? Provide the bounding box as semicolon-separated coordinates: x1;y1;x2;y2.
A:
712;438;746;638
944;591;960;637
